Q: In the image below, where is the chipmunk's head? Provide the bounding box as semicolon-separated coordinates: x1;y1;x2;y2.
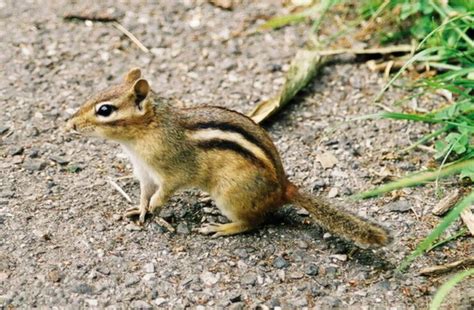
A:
66;68;155;141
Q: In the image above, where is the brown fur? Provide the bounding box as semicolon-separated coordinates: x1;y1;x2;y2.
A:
67;68;391;247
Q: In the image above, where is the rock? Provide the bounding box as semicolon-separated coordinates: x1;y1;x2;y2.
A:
273;256;289;269
112;214;122;221
305;264;319;276
96;267;110;275
72;283;94;295
327;187;339;198
289;272;304;280
143;263;154;273
143;273;156;282
317;296;342;308
221;59;236;71
229;302;245;310
312;180;326;190
153;298;167;306
388;200;411;213
130;300;153;309
297;240;309;249
330;254;348;262
0;272;9;281
85;299;98;307
234;248;249;258
290;296;308;307
316;152;338;169
23;159;46;171
296;208;309;216
48;270;61;282
241;272;257;286
228;292;241;303
125;223;142;231
0;126;9;135
50;155;69;165
159;208;174;220
124;275;140;287
0;190;14;198
200;271;219;286
8;146;24;156
176;222;190;235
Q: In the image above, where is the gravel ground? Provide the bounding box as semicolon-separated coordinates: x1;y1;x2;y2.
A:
1;1;472;309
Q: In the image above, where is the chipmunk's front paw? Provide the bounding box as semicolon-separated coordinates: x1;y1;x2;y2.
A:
124;206;149;223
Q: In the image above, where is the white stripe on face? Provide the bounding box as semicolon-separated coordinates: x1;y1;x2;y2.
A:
187;128;273;169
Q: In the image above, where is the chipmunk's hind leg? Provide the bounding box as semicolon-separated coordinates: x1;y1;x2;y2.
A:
197;222;254;237
197;171;284;238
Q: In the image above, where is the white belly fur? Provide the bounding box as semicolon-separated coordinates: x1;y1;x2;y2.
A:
121;145;162;187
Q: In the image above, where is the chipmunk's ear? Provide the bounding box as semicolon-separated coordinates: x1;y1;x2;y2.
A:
133;79;149;106
124;68;141;84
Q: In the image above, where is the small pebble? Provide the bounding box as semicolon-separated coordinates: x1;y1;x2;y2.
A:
176;222;190;235
23;159;46;172
305;264;319;276
273;256;289;269
241;272;257;286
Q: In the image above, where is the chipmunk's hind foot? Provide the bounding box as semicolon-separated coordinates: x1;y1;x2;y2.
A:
196;222;254;238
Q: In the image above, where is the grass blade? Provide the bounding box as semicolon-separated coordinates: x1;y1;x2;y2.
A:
354;159;474;199
373;47;440;102
429;268;474;310
426;227;468;252
398;190;474;272
401;125;451;153
259;3;323;30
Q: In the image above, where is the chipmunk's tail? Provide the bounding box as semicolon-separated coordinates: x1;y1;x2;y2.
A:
284;182;390;248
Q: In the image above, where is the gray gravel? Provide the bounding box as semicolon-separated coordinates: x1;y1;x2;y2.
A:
1;0;472;308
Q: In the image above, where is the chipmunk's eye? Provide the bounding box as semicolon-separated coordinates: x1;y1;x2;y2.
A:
96;104;116;117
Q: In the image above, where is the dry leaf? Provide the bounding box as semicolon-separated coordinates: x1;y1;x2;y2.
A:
247;50;328;123
316;151;338;169
208;0;234;10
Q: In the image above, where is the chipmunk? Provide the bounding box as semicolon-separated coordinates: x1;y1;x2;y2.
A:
67;68;390;247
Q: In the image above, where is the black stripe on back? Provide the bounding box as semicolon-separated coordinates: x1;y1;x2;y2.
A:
185;121;277;169
195;139;266;168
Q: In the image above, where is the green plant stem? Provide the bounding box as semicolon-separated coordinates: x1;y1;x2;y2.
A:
311;0;336;33
401;125;451;153
374;47;440;102
417;12;474;50
398;190;474;272
428;0;474;48
427;227;468;252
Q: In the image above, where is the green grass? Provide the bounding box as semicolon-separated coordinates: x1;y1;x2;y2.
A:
259;1;472;283
357;0;473;267
430;267;474;310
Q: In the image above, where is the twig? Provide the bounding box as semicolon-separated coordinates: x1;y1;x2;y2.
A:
115;175;135;181
432;189;461;216
64;12;118;22
316;44;413;56
112;22;149;54
460;207;474;236
419;257;474;276
107;177;132;203
415;145;436;153
154;217;176;233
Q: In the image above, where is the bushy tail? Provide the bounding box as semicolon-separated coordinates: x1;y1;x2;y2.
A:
285;183;390;248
